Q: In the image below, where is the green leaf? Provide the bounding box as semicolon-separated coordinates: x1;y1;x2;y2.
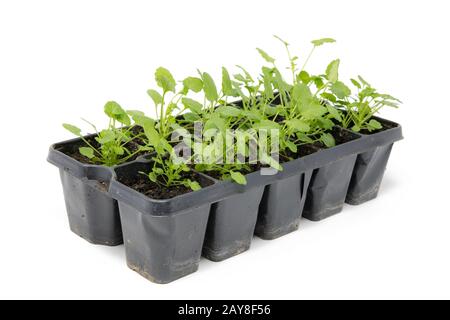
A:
243;109;263;121
320;133;336;148
298;70;310;84
300;102;327;119
330;81;351;99
155;67;176;93
104;101;131;126
321;92;337;103
230;171;247;185
183;112;201;122
202;72;218;102
133;115;155;128
352;124;361;132
358;75;371;87
147;89;163;105
256;48;275;63
182;77;203;93
368;119;383;130
148;172;157;183
253;120;280;131
296;132;314;144
204;115;226;133
63;123;82;136
350;78;361;89
273;35;289;46
127;110;145;118
188;180;202;191
326;105;342;121
216;105;242;118
95;130;115;144
221;67;235;96
311;38;336;47
236;65;254;82
79;147;94;159
326;59;340;83
285;140;298;153
142;121;160;147
181;97;203;114
285;119;310;132
292;82;312;102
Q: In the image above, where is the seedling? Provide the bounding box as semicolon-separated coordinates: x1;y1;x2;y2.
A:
138;67;202;191
327;76;401;132
63;101;148;166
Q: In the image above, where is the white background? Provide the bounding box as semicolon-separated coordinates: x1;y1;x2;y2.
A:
1;0;449;300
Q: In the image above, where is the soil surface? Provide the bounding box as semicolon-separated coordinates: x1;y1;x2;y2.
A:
119;171;213;200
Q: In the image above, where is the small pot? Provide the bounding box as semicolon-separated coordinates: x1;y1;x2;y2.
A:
255;170;312;240
303;154;358;221
47;136;123;246
202;169;277;262
345;117;403;205
109;161;220;284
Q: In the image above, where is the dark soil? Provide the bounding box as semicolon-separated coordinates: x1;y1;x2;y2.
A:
119;171;213;200
280;144;321;163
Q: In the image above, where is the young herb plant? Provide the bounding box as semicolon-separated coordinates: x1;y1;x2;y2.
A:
326;76;401;132
137;67;202;191
63;101;147;166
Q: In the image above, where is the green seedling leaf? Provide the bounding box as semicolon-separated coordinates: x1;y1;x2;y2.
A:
127;110;145;118
221;67;236;96
350;78;361;89
301;102;327;119
256;48;275;63
216;105;242;118
326;59;340;83
188;180;202;191
183;77;203;93
147;89;163;105
320;133;336;148
183;112;201;122
79;147;94;159
104;101;131;126
202;72;218;102
326;105;342;121
204;115;226;133
321;92;337;103
285;119;310;132
273;35;289;46
311;38;336;47
298;70;311;84
155;67;176;93
181;97;203;114
253;120;280;131
368;119;383;130
358;75;371;87
330;81;351;99
230;171;247;185
285;140;298;153
96;130;115;144
63;123;82;136
292;82;312;102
